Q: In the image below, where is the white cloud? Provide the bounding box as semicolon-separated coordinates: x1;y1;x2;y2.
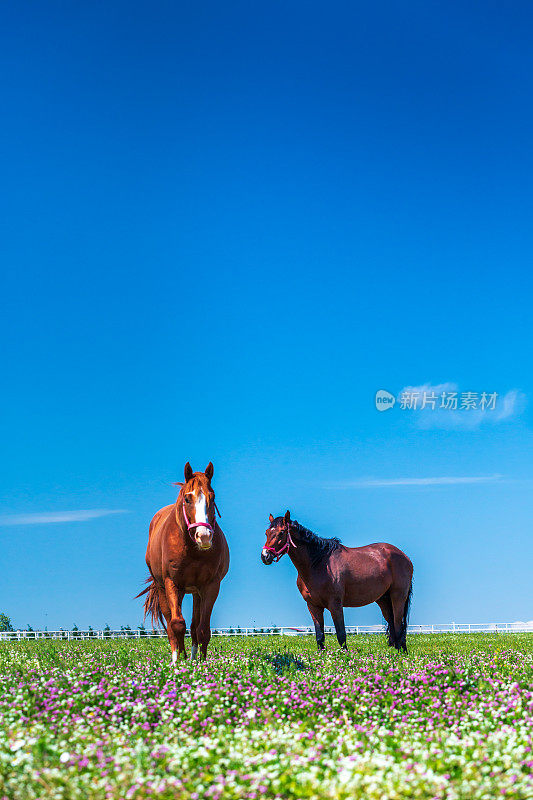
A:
493;389;524;421
0;509;128;526
398;383;525;429
339;475;504;488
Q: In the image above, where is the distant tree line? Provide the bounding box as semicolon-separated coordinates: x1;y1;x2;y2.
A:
0;615;151;636
0;614;13;632
1;614;283;636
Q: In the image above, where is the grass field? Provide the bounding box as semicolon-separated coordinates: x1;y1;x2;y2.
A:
0;633;532;799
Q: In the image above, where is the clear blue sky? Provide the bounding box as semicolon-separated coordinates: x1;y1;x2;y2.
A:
1;2;532;630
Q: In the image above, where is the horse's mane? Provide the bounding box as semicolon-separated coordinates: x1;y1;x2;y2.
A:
293;521;342;567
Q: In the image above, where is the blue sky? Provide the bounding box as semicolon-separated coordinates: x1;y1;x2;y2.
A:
1;2;532;631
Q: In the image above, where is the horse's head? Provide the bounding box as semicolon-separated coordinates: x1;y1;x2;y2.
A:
178;462;217;550
262;510;294;565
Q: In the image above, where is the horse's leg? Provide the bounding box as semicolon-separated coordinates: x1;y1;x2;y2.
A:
164;578;187;661
329;602;348;651
190;593;201;661
197;582;220;659
306;603;325;651
157;587;177;662
376;592;396;648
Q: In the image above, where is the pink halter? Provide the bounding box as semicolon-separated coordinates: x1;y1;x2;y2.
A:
264;520;296;561
182;501;214;541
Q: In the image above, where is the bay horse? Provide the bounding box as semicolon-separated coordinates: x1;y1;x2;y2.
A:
261;510;413;652
138;462;229;661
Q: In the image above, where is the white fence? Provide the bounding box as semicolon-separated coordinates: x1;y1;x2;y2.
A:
0;622;531;641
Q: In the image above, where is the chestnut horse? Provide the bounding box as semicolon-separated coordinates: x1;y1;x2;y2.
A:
262;511;413;652
138;462;229;661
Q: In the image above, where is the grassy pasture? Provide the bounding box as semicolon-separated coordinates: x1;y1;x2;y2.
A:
0;633;532;799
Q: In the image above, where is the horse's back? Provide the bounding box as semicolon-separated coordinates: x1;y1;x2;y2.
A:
145;504;175;575
332;542;412;606
343;541;412;578
346;541;411;564
367;542;412;575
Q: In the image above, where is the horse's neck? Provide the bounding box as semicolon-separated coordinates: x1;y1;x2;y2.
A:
287;527;314;582
174;501;185;534
174;501;193;546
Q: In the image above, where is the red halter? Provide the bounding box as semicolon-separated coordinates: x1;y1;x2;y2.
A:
264;519;296;561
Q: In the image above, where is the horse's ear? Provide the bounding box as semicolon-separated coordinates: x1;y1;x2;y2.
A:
184;462;194;482
284;509;291;522
269;513;274;524
205;462;214;481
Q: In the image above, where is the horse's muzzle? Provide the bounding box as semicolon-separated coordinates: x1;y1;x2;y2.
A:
261;549;273;565
196;532;213;550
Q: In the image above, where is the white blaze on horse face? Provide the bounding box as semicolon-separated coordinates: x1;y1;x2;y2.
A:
171;650;177;666
194;491;212;549
194;491;208;524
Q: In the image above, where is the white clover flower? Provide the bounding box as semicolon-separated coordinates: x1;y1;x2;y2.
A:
59;752;70;763
10;739;24;751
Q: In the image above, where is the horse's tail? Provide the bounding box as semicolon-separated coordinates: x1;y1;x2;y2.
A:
399;580;413;646
135;576;166;630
